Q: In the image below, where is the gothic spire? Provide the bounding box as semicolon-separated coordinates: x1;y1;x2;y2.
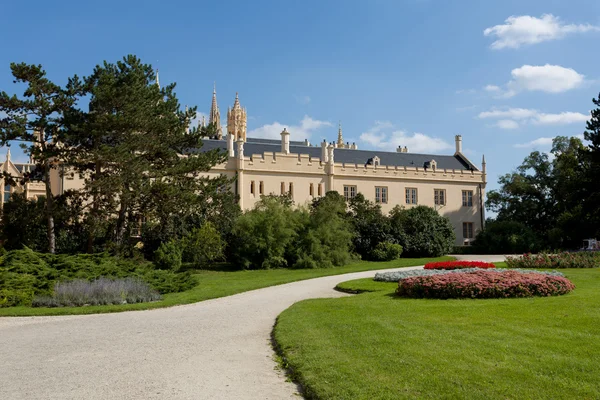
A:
233;92;241;109
337;121;344;148
209;83;223;139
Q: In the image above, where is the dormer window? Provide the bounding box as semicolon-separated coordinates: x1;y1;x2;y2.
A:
373;156;380;167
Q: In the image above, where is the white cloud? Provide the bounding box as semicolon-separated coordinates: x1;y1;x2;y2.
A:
514;137;554;148
478;107;538;120
484;14;600;49
359;121;451;153
534;111;589;125
478;107;589;129
294;95;311;105
484;85;501;92
496;120;519;130
248;115;332;140
487;64;585;97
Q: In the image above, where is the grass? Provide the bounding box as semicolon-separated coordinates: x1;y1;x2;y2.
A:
0;256;452;316
273;268;600;399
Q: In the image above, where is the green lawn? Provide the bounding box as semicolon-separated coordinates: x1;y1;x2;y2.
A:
273;268;600;400
0;256;452;317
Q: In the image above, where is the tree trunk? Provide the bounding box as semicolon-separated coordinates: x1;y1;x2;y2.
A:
44;164;56;254
86;161;102;253
115;195;129;249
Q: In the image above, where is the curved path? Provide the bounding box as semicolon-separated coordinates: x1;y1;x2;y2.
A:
0;255;505;400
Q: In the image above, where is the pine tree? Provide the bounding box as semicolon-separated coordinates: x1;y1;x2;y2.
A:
582;93;600;234
0;63;81;253
63;55;230;251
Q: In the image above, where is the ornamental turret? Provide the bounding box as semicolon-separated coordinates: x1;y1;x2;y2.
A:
227;92;247;142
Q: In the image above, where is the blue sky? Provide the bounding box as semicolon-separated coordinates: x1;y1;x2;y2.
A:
1;0;600;196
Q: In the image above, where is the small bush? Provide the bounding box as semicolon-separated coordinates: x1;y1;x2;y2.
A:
424;261;495;270
371;242;403;261
154;240;183;271
506;252;600;269
182;222;225;266
31;277;161;307
396;270;575;299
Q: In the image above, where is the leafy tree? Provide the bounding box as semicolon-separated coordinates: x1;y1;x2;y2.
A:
292;191;354;268
0;63;82;253
346;193;391;260
63;55;229;252
389;205;455;257
473;220;541;254
231;195;304;269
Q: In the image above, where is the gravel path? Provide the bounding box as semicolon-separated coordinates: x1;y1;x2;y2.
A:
0;255;506;400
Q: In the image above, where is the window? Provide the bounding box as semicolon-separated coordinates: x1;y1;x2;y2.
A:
343;185;357;201
281;182;285;195
463;222;474;239
318;183;323;196
375;186;388;203
405;188;417;204
259;181;264;195
250;181;255;195
434;189;446;206
462;190;473;207
3;184;10;203
289;182;294;197
309;183;314;196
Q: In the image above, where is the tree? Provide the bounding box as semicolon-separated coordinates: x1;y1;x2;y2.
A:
63;55;229;252
0;63;81;253
346;193;391;260
389;205;455;257
582;93;600;235
292;191;354;268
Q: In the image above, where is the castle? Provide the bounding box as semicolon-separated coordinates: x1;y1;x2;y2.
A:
0;86;487;246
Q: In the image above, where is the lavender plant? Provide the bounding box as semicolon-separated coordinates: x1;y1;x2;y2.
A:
32;277;161;307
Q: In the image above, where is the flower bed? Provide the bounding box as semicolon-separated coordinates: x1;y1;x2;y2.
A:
506;252;600;269
396;270;575;299
374;268;564;282
424;261;495;270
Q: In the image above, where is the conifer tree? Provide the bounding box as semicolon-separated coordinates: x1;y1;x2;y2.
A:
0;63;81;253
582;93;600;233
64;55;229;251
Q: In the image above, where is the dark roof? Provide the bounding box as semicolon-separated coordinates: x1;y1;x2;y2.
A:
192;139;475;171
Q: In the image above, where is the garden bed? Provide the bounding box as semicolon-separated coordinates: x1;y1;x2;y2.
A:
424;260;495;270
396;269;575;299
506;252;600;269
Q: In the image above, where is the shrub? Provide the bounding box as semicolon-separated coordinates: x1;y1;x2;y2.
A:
473;220;542;254
346;194;392;260
0;248;195;307
506;252;600;269
396;270;575;299
154;240;183;271
424;261;495;270
31;277;161;307
389;205;455;257
371;242;403;261
182;222;225;266
292;192;355;269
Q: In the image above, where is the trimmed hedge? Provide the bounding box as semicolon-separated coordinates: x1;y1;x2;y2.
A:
396;270;575;299
424;261;495;270
506;252;600;269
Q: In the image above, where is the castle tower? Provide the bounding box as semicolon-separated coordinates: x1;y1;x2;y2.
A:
227;92;247;142
336;121;345;148
209;83;223;139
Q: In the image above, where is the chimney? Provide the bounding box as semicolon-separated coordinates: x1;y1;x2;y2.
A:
327;143;335;164
227;133;235;157
236;137;244;159
455;135;463;154
396;145;403;153
304;139;310;146
321;140;328;163
281;128;290;154
403;146;408;153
